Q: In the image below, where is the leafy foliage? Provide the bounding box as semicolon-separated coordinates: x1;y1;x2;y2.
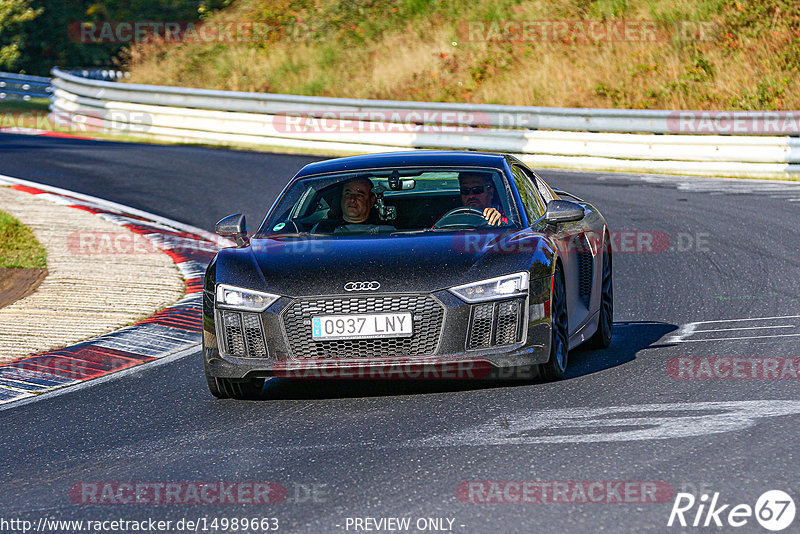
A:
6;0;231;74
0;0;41;70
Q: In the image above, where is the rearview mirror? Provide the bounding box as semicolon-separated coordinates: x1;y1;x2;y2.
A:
216;213;249;247
543;200;585;224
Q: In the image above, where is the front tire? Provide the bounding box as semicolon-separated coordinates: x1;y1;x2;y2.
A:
206;374;265;400
587;236;613;349
539;264;569;381
204;353;264;400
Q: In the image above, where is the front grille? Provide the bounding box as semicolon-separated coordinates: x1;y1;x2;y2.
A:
466;298;525;350
219;311;268;358
577;248;593;308
282;295;444;358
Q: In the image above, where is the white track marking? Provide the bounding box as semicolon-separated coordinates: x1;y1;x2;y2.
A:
595;173;800;202
693;325;795;333
666;315;800;343
670;333;800;343
684;314;800;324
416;400;800;446
665;322;697;343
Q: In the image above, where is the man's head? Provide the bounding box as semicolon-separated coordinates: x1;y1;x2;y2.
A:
340;176;376;223
459;171;495;211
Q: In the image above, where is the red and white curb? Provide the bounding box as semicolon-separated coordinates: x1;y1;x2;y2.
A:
0;175;227;406
0;126;94;140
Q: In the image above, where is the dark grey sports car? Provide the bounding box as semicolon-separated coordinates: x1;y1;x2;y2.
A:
203;151;612;398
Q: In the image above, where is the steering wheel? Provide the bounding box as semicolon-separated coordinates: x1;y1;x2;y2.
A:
433;207;489;229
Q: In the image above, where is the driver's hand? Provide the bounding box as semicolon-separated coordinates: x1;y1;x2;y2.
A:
483;207;502;226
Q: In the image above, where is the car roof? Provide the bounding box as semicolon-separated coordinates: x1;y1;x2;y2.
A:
293;151;509;179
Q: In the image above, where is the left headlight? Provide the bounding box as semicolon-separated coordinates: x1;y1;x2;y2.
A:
215;284;280;312
448;272;529;303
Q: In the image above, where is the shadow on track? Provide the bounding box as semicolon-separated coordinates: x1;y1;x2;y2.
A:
566;320;677;379
240;321;676;401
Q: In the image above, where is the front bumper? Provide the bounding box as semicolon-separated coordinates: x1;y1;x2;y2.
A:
203;283;552;380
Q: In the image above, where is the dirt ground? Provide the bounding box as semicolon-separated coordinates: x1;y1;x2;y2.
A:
0;268;47;309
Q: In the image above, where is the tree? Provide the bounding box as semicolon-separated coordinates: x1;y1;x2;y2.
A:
0;0;42;71
9;0;231;75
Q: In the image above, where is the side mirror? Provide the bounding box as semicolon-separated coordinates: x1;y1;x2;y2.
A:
543;200;585;224
216;213;249;247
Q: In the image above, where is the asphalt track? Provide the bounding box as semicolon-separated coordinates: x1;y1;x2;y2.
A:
1;133;800;533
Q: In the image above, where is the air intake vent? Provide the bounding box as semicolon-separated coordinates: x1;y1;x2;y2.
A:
466;298;524;350
495;299;522;345
467;303;494;349
219;311;268;358
577;247;593;308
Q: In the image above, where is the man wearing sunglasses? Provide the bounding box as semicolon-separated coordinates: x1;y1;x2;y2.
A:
459;171;507;226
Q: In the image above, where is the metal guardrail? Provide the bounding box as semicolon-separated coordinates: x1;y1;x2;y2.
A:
68;69;129;81
0;72;51;101
49;68;703;134
44;67;800;177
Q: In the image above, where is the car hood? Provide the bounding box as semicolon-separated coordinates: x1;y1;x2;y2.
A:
215;230;549;297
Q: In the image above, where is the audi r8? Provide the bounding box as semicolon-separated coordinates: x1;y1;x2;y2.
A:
203;151;612;398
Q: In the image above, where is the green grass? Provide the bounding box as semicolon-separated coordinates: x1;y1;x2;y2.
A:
0;98;50;113
0;207;47;269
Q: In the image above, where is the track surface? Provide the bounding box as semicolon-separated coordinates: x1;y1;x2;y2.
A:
1;133;799;532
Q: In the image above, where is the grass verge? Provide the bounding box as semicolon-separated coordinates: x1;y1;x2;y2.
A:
0;98;50;113
0;207;47;269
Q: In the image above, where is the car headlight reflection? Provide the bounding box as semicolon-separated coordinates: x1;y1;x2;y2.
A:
215;284;280;312
448;272;529;303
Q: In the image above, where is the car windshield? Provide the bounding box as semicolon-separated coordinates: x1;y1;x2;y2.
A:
256;167;521;237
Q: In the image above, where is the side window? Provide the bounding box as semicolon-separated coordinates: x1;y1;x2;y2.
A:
518;164;557;203
511;165;546;222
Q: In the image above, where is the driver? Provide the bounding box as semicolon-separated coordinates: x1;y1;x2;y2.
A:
458;171;507;226
311;176;380;233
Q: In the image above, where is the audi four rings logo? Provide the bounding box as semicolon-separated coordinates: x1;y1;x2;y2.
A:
344;281;381;291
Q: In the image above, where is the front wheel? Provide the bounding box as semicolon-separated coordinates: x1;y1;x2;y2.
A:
539;264;569;381
587;237;613;349
206;375;265;400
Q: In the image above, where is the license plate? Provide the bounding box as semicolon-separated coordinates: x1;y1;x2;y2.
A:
311;312;413;340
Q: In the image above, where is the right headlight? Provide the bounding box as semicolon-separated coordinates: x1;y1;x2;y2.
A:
448;272;529;303
215;284;280;312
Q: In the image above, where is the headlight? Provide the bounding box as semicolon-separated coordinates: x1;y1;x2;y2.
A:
215;284;280;312
448;272;529;303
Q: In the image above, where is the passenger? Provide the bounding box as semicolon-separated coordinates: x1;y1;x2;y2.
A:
458;171;507;226
312;177;380;233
